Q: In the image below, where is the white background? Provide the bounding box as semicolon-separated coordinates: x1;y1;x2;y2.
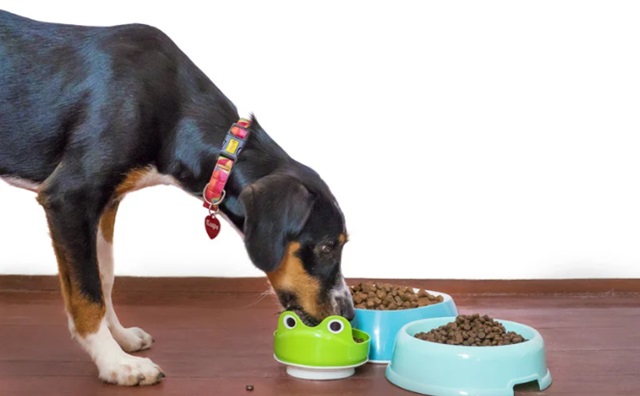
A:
1;1;639;279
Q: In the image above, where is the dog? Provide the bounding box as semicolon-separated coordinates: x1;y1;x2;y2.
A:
0;10;354;386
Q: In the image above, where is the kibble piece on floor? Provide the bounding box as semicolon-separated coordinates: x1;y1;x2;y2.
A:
414;314;527;346
246;384;254;391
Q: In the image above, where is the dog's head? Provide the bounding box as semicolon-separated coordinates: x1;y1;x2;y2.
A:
239;166;354;325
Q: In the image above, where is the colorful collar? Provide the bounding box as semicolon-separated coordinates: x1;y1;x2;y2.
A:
202;118;251;239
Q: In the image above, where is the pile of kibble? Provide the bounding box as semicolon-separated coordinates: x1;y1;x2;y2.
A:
414;314;527;346
350;282;444;310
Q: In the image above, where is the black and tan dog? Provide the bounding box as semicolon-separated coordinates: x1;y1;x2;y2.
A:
0;10;354;385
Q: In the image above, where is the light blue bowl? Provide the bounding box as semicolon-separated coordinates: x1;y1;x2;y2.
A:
386;317;552;396
350;290;458;363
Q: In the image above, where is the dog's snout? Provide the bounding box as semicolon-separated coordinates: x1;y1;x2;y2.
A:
331;277;355;320
338;296;355;321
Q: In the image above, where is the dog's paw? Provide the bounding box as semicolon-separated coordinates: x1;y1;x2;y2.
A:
112;327;154;353
98;354;164;386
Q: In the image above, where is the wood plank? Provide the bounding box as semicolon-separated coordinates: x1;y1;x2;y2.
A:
1;364;639;396
0;374;408;396
2;275;639;295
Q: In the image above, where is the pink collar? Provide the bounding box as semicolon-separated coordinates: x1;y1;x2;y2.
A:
202;118;251;239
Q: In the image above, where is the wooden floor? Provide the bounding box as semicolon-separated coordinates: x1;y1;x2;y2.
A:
1;277;639;396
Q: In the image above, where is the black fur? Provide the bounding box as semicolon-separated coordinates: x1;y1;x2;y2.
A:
0;10;352;323
239;173;315;272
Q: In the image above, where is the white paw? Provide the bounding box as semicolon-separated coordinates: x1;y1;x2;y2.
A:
98;354;164;386
113;326;154;353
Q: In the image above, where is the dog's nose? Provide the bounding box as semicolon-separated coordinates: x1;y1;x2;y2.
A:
337;296;355;321
331;276;355;320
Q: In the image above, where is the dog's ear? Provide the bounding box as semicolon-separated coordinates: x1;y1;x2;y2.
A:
239;174;315;272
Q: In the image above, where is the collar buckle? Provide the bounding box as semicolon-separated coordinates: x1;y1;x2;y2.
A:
202;118;251;209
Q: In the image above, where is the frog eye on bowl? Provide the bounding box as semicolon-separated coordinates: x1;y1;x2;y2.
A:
327;319;344;334
284;314;297;329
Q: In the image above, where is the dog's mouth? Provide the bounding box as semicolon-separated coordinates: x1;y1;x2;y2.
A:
287;305;320;327
275;291;321;326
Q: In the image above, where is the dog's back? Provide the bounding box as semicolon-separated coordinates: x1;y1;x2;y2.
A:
1;10;98;180
0;10;235;184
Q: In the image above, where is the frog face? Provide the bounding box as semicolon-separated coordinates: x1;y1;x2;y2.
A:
278;311;352;340
273;311;370;367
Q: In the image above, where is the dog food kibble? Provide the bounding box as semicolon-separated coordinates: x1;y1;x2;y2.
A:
414;314;527;346
350;282;443;310
353;336;365;343
245;384;254;391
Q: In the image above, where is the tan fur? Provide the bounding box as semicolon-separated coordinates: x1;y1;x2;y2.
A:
100;203;120;244
49;239;105;336
68;292;107;336
266;242;324;318
114;168;152;199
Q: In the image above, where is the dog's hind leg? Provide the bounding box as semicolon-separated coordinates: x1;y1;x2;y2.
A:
98;202;154;352
38;163;164;386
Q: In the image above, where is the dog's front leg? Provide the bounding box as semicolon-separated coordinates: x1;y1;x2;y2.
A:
38;175;164;386
98;202;154;353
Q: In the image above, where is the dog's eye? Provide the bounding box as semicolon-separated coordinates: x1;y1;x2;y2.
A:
320;243;334;254
327;319;344;334
284;314;297;329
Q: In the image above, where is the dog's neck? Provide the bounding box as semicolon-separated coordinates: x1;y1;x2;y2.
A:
161;108;294;231
218;120;295;230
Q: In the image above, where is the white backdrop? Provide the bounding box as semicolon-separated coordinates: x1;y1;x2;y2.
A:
1;1;639;279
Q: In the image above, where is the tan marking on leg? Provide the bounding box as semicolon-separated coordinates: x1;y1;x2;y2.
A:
52;240;73;320
100;203;119;244
68;293;106;336
339;233;349;245
49;239;105;337
266;242;324;318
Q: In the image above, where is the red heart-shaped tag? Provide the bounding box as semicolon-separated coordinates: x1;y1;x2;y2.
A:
204;215;221;239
